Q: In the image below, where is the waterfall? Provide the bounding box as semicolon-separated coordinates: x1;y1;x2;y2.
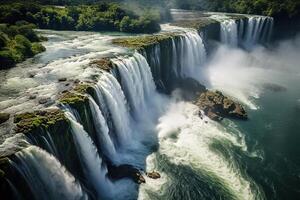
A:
112;52;156;119
10;146;88;200
219;16;274;49
242;16;274;49
171;38;179;77
180;31;207;78
221;19;238;47
89;97;118;162
65;111;111;199
94;73;132;147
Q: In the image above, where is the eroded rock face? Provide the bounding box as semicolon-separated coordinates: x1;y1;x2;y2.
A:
14;109;67;134
0;113;10;124
195;91;247;121
107;164;145;184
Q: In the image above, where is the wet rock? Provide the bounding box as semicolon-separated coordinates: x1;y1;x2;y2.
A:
14;109;67;134
29;95;36;100
0;113;10;124
107;164;145;184
74;79;80;84
90;58;114;72
195;90;247;121
146;171;161;179
58;78;67;82
38;98;55;107
28;72;36;78
38;98;48;104
207;110;223;121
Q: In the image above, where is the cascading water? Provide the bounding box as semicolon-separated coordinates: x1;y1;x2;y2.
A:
242;16;274;49
221;19;239;47
146;29;207;90
178;31;207;78
9;146;88;200
0;12;281;200
65;110;112;199
89;97;118;162
220;16;273;49
94;73;132;147
112;52;157;119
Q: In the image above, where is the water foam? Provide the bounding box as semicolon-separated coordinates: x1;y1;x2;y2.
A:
140;101;263;200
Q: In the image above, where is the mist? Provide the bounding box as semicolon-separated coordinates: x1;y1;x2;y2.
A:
200;34;300;109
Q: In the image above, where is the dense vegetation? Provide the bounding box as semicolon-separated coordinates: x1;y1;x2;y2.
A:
167;0;300;19
0;22;45;69
0;3;161;33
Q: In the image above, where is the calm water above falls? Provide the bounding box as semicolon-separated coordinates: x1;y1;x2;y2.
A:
1;16;300;200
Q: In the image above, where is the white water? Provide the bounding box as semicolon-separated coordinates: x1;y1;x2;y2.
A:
139;102;263;200
221;19;239;46
243;17;274;49
11;146;88;200
1;14;280;200
179;31;207;78
65;111;111;199
216;15;273;49
89;97;118;162
94;73;132;147
112;52;158;120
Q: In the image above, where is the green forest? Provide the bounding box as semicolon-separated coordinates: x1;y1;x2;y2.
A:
168;0;300;19
0;1;163;68
0;0;299;68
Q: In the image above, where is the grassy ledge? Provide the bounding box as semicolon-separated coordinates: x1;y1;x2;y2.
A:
14;109;67;134
112;33;180;49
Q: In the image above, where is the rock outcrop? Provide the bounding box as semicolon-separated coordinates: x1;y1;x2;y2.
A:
14;109;67;134
107;164;145;184
146;171;161;179
0;113;10;124
90;58;114;72
195;91;247;121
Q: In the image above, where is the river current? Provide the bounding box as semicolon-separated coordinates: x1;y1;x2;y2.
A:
0;14;300;200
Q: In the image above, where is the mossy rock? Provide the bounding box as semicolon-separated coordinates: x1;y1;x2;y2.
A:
171;18;218;30
90;58;114;72
59;83;93;108
14;109;67;134
112;33;180;49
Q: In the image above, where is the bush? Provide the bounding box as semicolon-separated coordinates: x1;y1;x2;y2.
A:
31;42;45;54
0;50;16;68
0;32;9;49
14;34;33;56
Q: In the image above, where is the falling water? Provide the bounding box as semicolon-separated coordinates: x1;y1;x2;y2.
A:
89;97;118;162
10;146;88;200
94;73;132;147
65;111;111;199
219;17;273;49
221;19;239;46
112;52;156;119
243;16;274;49
179;31;207;78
